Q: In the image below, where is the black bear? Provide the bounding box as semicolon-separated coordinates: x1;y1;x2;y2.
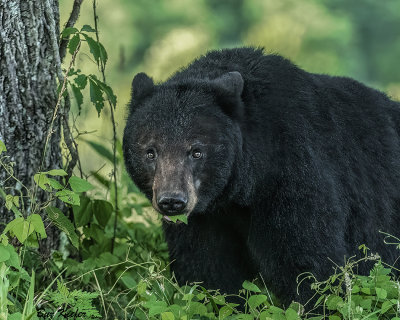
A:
123;48;400;304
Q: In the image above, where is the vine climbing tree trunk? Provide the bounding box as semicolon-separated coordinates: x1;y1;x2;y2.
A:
0;0;69;253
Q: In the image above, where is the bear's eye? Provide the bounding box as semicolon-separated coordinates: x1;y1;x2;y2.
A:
146;149;156;160
191;149;203;159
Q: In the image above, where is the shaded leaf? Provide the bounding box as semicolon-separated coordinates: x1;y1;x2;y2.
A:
242;280;261;293
61;27;78;37
81;24;96;32
46;206;79;249
68;33;80;55
69;176;93;193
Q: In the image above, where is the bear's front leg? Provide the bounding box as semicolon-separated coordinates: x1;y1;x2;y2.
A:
162;213;256;296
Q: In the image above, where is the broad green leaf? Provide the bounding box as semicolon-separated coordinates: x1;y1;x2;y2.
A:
248;294;267;310
47;178;64;190
27;214;47;239
242;280;261;293
285;308;300;320
89;77;104;115
145;301;168;316
61;27;78;37
187;301;207;316
0;246;10;262
380;300;393;313
376;287;387;300
71;83;83;113
325;294;343;310
74;74;88;89
93;200;113;227
219;306;232;319
12;220;33;243
73;196;93;227
46;207;79;248
68;33;80;55
34;173;50;191
1;245;20;269
81;24;96;32
137;280;147;295
47;169;68;176
0;140;6;154
83;34;100;63
56;190;80;205
121;275;137;289
69;176;93;193
161;312;174;320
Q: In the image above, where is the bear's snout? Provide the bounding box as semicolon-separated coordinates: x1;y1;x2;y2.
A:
157;192;188;215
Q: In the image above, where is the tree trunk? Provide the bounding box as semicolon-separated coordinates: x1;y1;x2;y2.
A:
0;0;63;252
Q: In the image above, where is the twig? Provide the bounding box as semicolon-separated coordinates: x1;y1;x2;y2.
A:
59;0;84;62
92;0;120;254
31;41;82;214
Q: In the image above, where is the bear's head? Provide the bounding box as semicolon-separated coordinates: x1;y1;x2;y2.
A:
123;71;245;219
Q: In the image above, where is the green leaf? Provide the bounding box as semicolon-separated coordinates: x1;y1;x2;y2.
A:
242;280;261;293
71;83;83;113
166;214;188;224
46;207;79;249
81;24;96;32
89;77;104;115
27;214;47;239
1;244;20;269
285;308;300;320
0;245;11;262
61;27;78;37
74;74;88;89
68;33;80;55
47;178;64;190
325;294;343;310
97;80;116;107
5;194;13;210
93;200;113;227
83;34;100;63
98;42;108;66
12;219;33;243
380;300;393;314
83;139;114;163
47;169;68;176
248;294;267;310
69;176;93;193
73;196;93;227
161;312;174;320
121;275;137;289
0;140;6;155
219;306;233;319
376;287;387;300
56;189;80;205
34;173;51;191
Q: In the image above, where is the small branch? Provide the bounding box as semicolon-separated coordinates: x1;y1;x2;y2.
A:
59;0;84;62
92;0;119;254
31;41;82;214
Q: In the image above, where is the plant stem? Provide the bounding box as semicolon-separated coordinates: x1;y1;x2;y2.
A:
92;0;119;254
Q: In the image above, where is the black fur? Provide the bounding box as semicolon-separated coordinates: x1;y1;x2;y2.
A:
123;48;400;305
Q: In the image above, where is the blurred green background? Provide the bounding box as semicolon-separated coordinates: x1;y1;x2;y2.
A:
60;0;400;175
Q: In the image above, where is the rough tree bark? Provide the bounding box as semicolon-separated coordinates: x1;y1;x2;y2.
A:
0;0;64;252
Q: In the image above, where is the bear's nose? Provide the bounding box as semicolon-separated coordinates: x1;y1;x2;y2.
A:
157;193;187;214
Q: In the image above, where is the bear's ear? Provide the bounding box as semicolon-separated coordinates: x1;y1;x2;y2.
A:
211;71;244;120
130;72;154;112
